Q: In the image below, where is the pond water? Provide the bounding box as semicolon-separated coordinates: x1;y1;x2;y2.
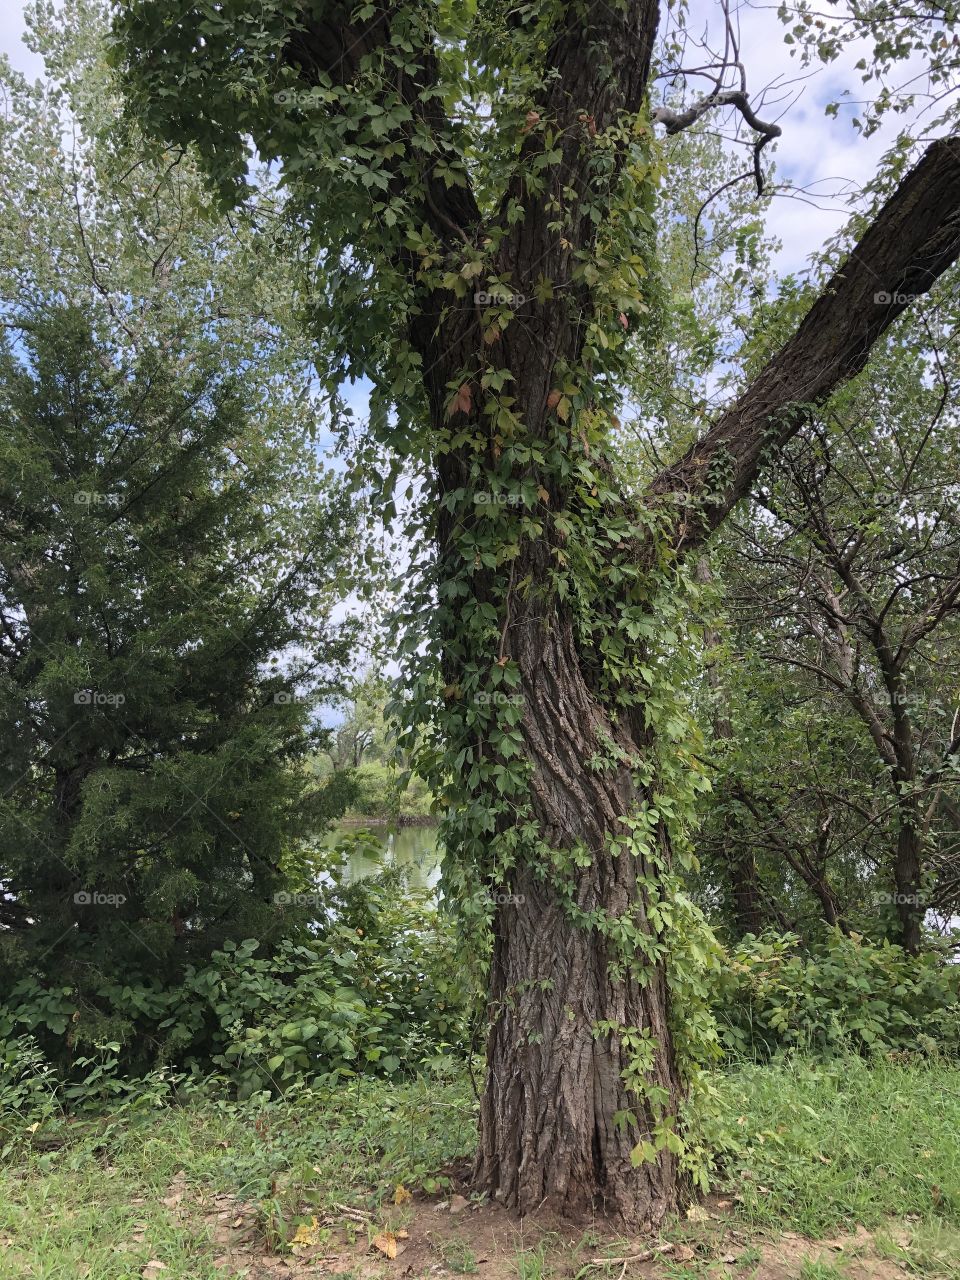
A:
334;822;442;890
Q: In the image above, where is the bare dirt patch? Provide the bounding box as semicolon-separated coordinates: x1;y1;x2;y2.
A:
161;1174;936;1280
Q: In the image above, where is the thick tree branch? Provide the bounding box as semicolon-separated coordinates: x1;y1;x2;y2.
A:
654;89;781;193
646;135;960;556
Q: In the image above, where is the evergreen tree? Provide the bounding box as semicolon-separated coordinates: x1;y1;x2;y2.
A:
0;303;359;1046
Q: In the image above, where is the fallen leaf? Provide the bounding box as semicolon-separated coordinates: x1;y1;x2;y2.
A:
393;1184;412;1206
142;1263;167;1279
686;1205;710;1222
291;1216;323;1255
449;1194;469;1214
372;1232;398;1259
674;1244;695;1261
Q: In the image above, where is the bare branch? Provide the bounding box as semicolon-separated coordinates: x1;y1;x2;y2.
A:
654;89;782;193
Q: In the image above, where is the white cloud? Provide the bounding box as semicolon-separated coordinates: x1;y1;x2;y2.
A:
677;0;948;275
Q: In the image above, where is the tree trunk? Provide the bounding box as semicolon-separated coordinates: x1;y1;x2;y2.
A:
892;806;924;954
478;867;680;1226
726;844;770;938
472;615;681;1227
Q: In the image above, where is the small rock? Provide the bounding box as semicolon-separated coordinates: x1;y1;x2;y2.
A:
449;1195;469;1215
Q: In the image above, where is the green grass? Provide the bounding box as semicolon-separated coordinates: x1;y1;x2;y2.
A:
711;1055;960;1235
0;1073;475;1279
1;1056;959;1278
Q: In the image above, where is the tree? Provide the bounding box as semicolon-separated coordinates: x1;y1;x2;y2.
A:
0;303;359;1048
707;298;960;951
114;0;960;1226
327;674;393;771
0;7;365;1057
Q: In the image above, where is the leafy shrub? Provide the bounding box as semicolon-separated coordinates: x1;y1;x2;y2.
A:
714;929;960;1059
0;859;472;1095
0;1035;59;1152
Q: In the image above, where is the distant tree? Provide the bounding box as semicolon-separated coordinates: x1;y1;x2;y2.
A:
705;301;960;951
328;674;393;770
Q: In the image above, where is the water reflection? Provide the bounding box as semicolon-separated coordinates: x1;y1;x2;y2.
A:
333;823;441;890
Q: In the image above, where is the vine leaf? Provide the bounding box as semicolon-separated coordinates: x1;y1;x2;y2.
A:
446;383;473;418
